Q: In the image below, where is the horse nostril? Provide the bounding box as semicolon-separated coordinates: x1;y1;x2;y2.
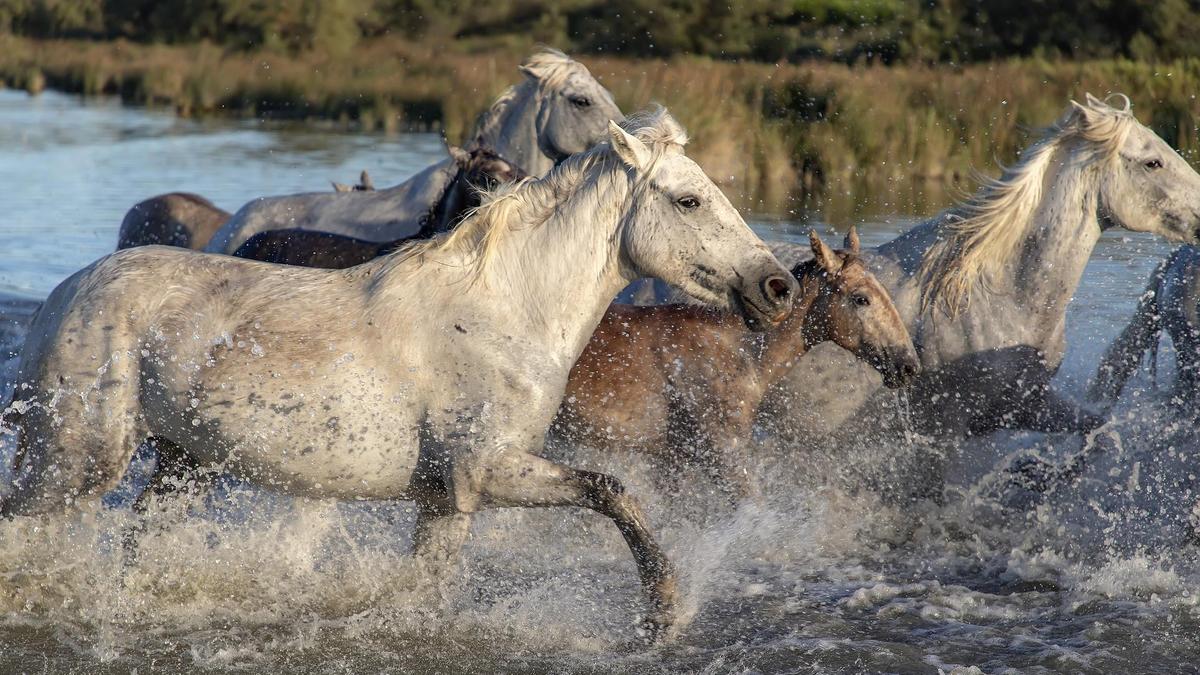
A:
763;276;791;305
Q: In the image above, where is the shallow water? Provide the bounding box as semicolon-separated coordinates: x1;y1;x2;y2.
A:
0;89;1197;673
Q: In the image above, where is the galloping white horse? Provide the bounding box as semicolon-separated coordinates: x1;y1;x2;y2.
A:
2;109;795;638
204;49;623;254
763;95;1200;457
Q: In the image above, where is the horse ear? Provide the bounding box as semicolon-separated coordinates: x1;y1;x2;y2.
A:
359;170;374;191
448;145;471;167
1069;97;1105;129
332;182;351;192
843;226;861;254
609;121;651;171
809;230;842;275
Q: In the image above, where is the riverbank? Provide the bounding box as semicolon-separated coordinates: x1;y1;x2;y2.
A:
2;36;1198;212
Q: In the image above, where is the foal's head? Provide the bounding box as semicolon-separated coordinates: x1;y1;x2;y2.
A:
798;229;920;388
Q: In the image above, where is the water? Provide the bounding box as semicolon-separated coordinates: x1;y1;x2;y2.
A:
0;89;1196;673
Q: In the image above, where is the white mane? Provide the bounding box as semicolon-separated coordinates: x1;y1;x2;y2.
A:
920;94;1137;313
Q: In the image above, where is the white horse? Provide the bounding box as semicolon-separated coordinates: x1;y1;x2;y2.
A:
1;109;795;638
761;95;1200;472
203;49;623;254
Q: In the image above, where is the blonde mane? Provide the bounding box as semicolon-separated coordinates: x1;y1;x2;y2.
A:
385;107;688;283
920;94;1136;314
471;48;591;146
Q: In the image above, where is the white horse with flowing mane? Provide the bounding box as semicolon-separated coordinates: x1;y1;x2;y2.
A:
1;109;795;639
761;94;1200;475
202;49;623;254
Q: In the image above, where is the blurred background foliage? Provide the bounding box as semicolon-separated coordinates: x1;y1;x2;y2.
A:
2;0;1199;210
3;0;1200;63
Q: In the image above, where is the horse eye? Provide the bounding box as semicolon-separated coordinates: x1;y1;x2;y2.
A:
1145;158;1164;170
676;196;701;210
852;294;870;307
569;95;592;108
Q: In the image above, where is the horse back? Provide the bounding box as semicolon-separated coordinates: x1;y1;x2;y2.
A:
117;192;230;250
233;229;387;269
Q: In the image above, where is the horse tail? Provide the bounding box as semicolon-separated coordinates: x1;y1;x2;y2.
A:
1087;256;1170;404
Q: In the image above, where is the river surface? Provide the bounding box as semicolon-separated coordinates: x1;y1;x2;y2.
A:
0;89;1197;673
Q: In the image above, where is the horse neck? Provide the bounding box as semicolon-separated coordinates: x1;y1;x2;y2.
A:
473;164;631;358
1002;145;1103;322
753;269;822;387
476;81;552;176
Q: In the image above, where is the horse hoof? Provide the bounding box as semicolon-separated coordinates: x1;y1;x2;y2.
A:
636;612;673;645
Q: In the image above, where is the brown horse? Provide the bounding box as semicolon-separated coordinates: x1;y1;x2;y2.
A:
551;229;920;500
231;147;526;267
116;193;231;250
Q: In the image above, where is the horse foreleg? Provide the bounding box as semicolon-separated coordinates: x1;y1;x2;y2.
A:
469;450;678;641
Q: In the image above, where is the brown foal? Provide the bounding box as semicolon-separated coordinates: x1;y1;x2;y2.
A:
551;229;920;500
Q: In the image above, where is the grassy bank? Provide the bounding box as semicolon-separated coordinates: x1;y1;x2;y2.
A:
2;36;1199;215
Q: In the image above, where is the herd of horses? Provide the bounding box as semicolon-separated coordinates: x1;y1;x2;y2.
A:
4;48;1200;639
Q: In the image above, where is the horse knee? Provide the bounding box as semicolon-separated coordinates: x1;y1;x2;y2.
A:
574;470;628;512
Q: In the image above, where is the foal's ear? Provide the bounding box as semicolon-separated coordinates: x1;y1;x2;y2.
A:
359;170;374;191
843;226;861;254
609;121;651;171
332;182;351;192
447;145;471;167
809;230;842;275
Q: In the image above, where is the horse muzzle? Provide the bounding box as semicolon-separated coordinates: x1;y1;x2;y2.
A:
871;346;921;389
736;273;797;332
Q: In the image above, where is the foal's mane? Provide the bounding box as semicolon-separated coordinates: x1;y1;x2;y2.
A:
920;94;1136;313
471;48;590;147
383;108;688;282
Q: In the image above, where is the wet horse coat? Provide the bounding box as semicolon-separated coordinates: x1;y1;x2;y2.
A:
552;230;919;499
230;148;527;268
3;111;795;637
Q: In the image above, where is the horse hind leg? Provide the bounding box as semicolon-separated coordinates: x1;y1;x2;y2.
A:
123;436;211;564
465;450;678;641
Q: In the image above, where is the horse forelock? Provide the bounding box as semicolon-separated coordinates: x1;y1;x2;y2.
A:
919;94;1137;314
521;48;588;93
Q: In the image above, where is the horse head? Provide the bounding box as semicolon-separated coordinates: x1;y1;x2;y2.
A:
611;109;795;330
522;49;624;164
799;228;920;388
1074;93;1200;243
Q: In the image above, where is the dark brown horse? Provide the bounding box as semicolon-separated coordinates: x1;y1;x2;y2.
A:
116;193;231;250
231;147;526;267
551;229;920;500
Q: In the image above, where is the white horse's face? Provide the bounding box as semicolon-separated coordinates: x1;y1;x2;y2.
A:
1099;111;1200;243
609;122;796;330
533;68;624;162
